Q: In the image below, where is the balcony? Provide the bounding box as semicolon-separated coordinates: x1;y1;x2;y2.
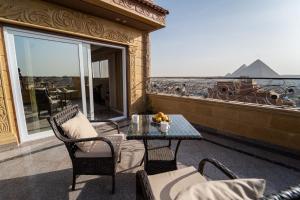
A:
0;120;299;199
0;77;300;199
1;0;299;199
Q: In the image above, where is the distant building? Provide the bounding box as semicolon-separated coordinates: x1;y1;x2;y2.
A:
208;79;296;107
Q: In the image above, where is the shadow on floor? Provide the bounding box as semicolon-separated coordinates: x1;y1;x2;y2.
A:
0;169;136;200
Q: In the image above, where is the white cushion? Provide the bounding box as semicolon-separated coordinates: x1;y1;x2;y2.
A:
61;111;98;152
148;166;207;200
175;178;266;200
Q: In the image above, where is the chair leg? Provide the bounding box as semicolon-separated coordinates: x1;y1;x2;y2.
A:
72;172;76;191
112;174;115;194
136;174;143;200
118;151;122;163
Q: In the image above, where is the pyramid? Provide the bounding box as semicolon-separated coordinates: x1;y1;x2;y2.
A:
230;64;248;77
229;59;279;77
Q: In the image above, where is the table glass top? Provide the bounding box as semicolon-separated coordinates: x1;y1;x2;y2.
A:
127;115;202;140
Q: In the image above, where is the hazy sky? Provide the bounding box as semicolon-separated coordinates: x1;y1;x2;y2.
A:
151;0;300;76
15;35;82;77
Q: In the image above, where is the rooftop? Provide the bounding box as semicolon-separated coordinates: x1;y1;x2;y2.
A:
0;123;299;200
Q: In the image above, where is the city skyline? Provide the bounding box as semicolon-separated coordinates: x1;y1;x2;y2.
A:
151;0;300;77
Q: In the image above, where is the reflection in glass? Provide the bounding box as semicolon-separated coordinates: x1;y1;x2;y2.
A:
15;36;82;134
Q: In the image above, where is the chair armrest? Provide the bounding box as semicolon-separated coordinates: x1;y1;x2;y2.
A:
198;158;238;179
262;184;300;200
90;119;120;134
65;136;115;159
136;170;155;200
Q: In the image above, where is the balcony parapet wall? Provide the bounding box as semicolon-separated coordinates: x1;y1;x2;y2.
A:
148;93;300;151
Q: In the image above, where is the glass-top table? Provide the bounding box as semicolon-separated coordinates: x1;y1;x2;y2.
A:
127;115;202;140
126;115;202;174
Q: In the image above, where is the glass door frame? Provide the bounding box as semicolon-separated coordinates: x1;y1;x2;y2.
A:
4;27;127;143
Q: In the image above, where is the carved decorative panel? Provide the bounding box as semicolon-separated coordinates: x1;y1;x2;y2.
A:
0;0;137;44
0;26;17;145
129;45;138;102
0;83;10;133
112;0;166;24
142;33;150;79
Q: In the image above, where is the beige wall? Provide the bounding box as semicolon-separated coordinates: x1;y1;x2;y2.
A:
149;94;300;151
0;0;151;144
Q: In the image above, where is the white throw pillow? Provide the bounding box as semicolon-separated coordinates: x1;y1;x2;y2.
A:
61;111;98;152
175;179;266;200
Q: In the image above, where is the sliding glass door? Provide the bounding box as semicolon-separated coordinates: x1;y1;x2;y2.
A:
4;28;127;143
5;29;87;141
14;35;85;135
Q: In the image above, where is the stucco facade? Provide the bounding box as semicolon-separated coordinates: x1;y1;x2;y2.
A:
0;0;168;145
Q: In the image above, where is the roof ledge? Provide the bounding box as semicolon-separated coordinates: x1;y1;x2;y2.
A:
46;0;169;31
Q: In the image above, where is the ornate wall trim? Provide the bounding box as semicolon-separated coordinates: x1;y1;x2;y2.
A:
112;0;166;24
0;79;10;134
129;45;138;102
0;0;138;44
0;26;18;145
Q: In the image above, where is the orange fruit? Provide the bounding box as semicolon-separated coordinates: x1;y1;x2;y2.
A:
156;117;162;123
157;112;164;117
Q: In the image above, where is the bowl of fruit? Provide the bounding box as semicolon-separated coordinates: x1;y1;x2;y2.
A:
152;112;170;124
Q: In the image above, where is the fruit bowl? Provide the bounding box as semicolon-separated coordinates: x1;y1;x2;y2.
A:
152;112;170;124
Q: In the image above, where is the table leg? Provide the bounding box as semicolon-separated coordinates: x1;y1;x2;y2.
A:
168;139;172;148
142;139;148;168
174;140;182;163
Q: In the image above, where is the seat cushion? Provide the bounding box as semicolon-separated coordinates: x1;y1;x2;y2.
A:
148;166;207;200
61;111;98;152
75;135;123;158
175;178;266;200
92;122;126;140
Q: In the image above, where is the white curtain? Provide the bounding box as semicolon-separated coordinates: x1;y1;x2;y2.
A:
92;60;109;78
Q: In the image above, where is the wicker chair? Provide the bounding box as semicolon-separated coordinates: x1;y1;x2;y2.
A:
136;158;300;200
35;88;61;116
48;105;123;194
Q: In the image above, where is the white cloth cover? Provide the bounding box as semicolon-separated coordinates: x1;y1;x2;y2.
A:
175;178;266;200
61;111;98;152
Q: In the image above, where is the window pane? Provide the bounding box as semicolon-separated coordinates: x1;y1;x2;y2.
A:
15;35;82;134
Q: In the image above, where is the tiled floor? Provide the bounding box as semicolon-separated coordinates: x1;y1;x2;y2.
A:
0;126;300;200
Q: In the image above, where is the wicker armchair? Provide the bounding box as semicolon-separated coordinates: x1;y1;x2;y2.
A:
48;105;122;194
35;88;61;116
136;158;300;200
